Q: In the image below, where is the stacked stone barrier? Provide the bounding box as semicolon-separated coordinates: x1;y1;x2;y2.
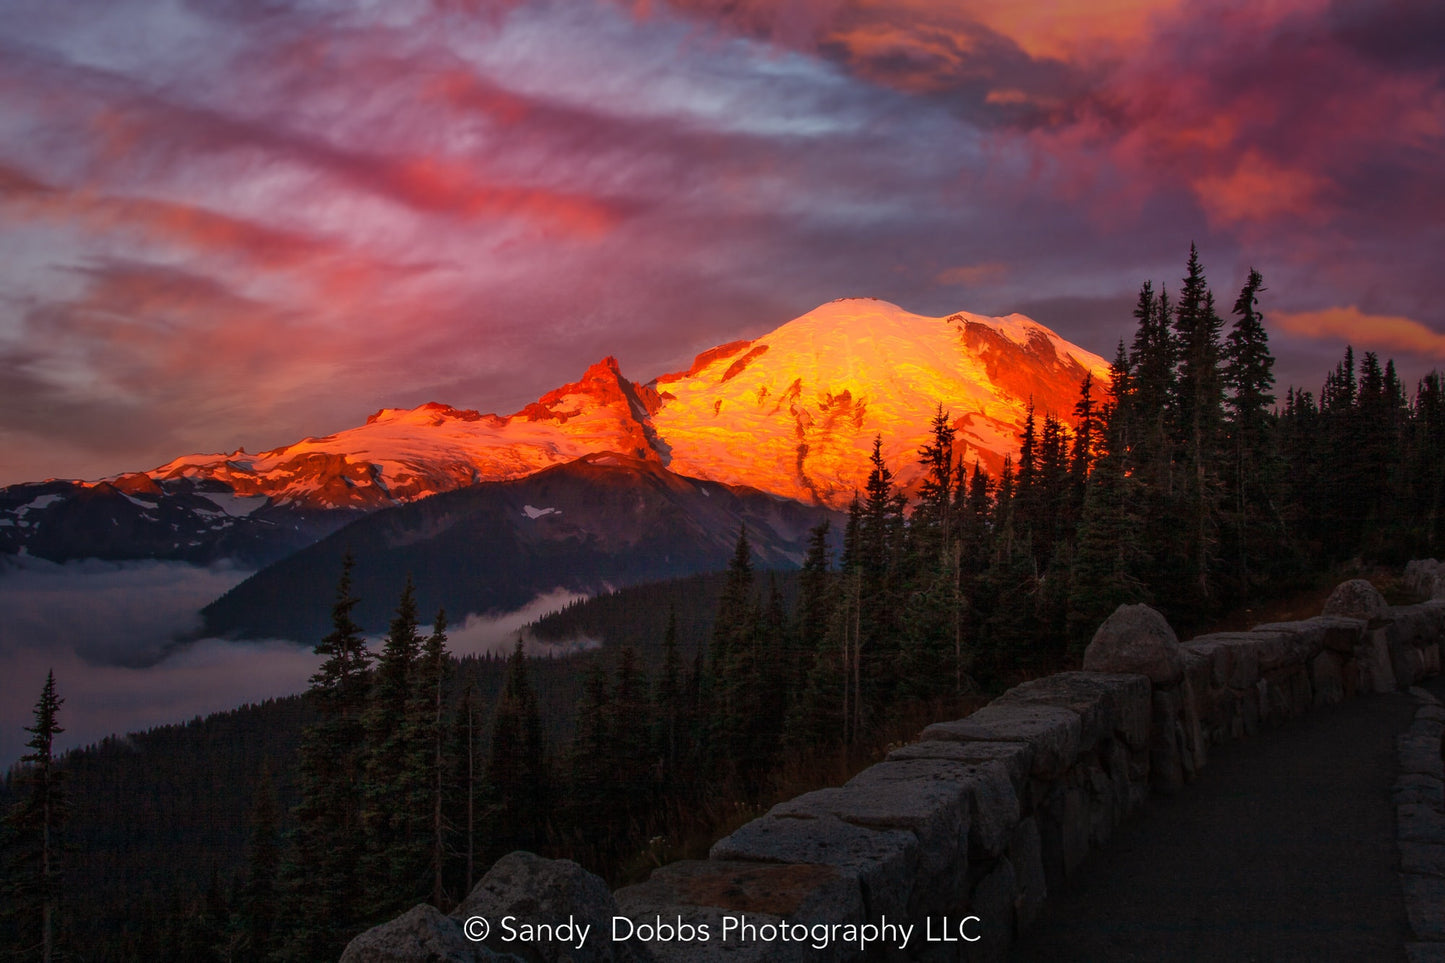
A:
343;567;1445;963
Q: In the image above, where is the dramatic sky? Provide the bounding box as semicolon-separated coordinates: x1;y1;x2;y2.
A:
2;0;1443;486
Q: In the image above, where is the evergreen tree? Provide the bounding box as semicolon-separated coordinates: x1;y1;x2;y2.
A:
1069;372;1099;510
710;527;754;679
604;647;656;842
486;642;549;856
1068;422;1149;648
1405;372;1445;552
280;554;373;960
360;578;424;916
411;611;450;909
1171;246;1226;612
2;671;66;963
1035;412;1072;568
1221;268;1281;589
912;405;957;561
856;436;906;711
653;610;683;793
794;521;835;685
443;685;481;900
567;663;613;858
173;869;228;963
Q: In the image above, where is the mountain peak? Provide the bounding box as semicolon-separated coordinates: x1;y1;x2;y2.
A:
650;299;1109;506
365;402;484;427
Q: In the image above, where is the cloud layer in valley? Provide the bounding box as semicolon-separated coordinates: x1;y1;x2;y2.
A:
0;558;313;764
1;0;1442;485
0;558;591;765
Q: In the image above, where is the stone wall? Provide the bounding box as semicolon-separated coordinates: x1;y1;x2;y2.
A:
343;573;1445;963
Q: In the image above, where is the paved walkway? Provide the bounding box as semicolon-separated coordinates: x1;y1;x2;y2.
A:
1010;678;1445;963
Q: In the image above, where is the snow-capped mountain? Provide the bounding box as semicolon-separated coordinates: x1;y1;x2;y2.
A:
652;298;1109;505
1;299;1108;563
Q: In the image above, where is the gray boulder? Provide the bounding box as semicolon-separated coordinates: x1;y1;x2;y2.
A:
453;852;653;963
1323;579;1388;619
1082;604;1183;685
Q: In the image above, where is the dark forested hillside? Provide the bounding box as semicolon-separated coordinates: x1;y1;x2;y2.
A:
201;454;837;642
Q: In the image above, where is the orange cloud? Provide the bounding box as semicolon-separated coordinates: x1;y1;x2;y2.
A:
933;0;1181;61
936;261;1008;286
1273;306;1445;359
643;0;1183;62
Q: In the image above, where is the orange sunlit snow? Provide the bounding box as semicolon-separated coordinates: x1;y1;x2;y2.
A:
132;299;1109;512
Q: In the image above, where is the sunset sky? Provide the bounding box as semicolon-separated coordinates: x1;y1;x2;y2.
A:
2;0;1442;486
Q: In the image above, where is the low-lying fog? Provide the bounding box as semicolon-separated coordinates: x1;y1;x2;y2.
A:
0;556;588;767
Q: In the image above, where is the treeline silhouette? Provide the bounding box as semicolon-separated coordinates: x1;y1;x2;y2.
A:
5;245;1445;961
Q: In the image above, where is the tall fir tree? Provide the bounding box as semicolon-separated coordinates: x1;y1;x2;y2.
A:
486;642;550;857
360;578;425;916
1171;246;1226;613
653;609;683;795
1;671;66;963
280;554;373;961
1221;268;1281;590
410;610;451;909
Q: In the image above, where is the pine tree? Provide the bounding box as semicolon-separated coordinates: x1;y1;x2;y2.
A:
443;685;481;900
707;527;766;788
411;611;450;909
1171;246;1226;611
1221;268;1281;589
280;554;373;960
653;610;683;794
567;663;613;858
710;527;754;679
1069;433;1149;649
1069;372;1099;511
856;436;906;712
1405;372;1445;552
794;521;834;685
912;405;957;561
486;642;549;856
360;578;424;916
1035;412;1071;569
2;671;66;963
604;647;656;841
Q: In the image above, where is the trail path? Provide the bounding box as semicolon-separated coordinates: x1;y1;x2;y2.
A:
1010;676;1445;962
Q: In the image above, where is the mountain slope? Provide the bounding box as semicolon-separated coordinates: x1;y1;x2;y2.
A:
200;454;838;641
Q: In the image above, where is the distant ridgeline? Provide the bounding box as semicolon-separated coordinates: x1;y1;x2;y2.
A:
7;248;1445;961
